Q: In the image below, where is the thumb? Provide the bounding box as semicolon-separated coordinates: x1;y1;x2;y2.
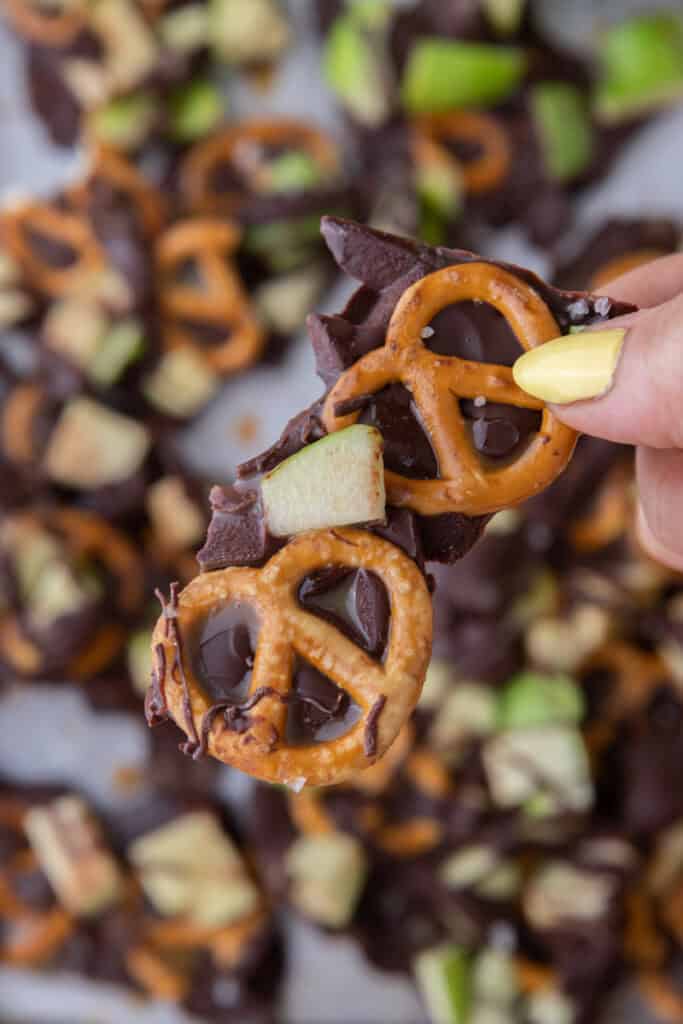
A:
513;290;683;450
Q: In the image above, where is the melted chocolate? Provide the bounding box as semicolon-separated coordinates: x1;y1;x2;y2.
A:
197;485;281;571
286;663;361;745
190;602;259;705
358;383;438;479
298;567;390;660
239;219;634;565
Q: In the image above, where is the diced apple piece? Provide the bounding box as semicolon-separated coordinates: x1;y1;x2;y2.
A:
261;425;385;537
497;671;584;730
146;475;205;551
531;83;594;183
44;397;151;490
24;796;124;917
414;944;471;1024
483;726;592;814
143;348;219;418
128;811;260;927
286;833;367;929
210;0;289;65
402;40;526;113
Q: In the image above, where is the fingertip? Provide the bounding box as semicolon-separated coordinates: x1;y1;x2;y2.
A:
635;502;683;574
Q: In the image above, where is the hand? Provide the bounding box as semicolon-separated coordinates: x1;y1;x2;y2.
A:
513;254;683;570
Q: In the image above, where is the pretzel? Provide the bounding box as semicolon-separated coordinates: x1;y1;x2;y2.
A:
1;199;104;298
591;249;668;289
0;508;143;679
583;643;669;755
323;263;577;517
68;146;166;239
639;973;683;1022
569;458;632;553
149;528;432;787
156;219;265;374
414;111;510;195
2;0;85;46
1;383;47;465
286;731;448;856
180;119;340;215
126;907;269;1001
0;799;74;967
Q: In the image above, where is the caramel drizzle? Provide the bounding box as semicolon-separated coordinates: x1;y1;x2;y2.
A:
363;695;386;758
154;585;199;755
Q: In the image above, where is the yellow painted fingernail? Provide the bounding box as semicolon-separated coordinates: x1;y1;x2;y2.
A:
512;329;626;404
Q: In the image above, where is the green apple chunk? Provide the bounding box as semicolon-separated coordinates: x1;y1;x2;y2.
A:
261;425;386;537
210;0;289;65
286;833;367;928
531;82;594;183
497;671;584;730
324;3;393;126
414;944;471;1024
90;93;158;151
168;79;224;143
482;0;526;37
402;40;526;114
594;13;683;123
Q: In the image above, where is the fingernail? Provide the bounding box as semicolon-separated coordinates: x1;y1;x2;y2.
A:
512;329;626;404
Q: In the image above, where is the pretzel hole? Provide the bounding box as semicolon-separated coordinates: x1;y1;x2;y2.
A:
176;318;233;349
209;161;244;198
424;300;522;364
357;383;438;480
173;257;205;289
11;865;55;911
460;400;541;463
25;226;80;271
189;602;259;706
298;567;390;661
286;663;361;746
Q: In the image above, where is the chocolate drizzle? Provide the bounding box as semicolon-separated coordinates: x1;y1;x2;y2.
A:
144;643;168;727
364;695;386;758
199;685;288;756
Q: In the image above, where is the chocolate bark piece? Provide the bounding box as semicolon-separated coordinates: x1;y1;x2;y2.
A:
235;217;635;566
554;218;680;291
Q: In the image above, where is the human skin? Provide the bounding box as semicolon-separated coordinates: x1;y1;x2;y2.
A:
513;253;683;571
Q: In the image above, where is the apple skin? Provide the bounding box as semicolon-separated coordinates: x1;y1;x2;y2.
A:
261;425;386;537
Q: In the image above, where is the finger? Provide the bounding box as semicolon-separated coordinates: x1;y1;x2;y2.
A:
514;290;683;449
594;252;683;308
635;446;683;571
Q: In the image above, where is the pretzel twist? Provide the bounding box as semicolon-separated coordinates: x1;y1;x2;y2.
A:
414;111;510;195
0;508;143;679
68;146;166;239
180;119;340;215
323;263;577;517
3;0;85;46
1;200;104;298
151;529;432;787
157;219;265;374
0;800;73;966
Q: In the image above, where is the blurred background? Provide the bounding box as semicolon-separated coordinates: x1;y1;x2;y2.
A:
2;1;683;1021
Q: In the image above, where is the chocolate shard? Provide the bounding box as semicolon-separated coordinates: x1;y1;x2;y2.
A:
197;485;280;571
308;314;385;388
238;402;325;479
321;215;439;290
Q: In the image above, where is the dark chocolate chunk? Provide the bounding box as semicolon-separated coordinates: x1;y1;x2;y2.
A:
298;567;390;660
197;485;281;571
190;602;259;705
286;663;359;745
